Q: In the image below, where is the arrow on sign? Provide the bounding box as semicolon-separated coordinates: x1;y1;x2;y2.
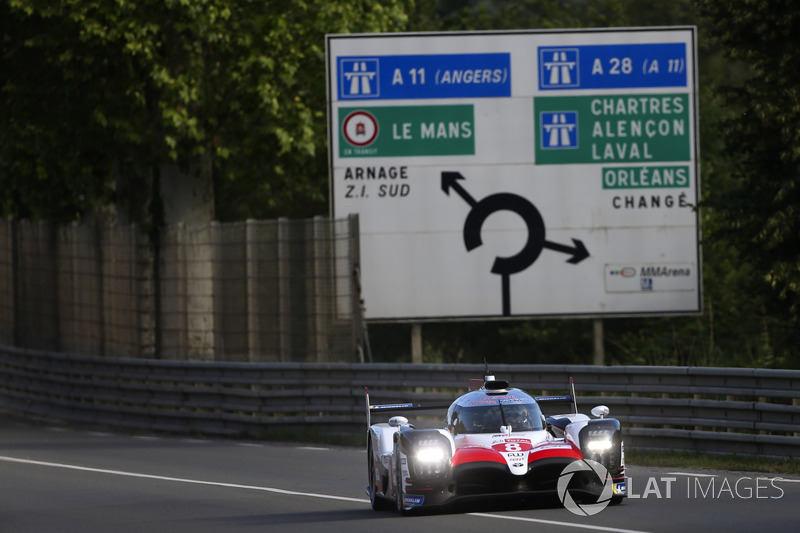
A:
441;171;476;207
544;238;590;264
442;171;589;316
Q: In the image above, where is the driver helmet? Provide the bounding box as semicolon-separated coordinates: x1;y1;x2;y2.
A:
505;405;530;427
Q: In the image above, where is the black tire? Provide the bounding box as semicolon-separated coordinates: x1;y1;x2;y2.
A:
368;440;393;511
395;449;409;515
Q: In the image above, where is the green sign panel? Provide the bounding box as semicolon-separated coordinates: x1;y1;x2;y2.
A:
602;165;690;189
534;94;690;165
339;105;475;158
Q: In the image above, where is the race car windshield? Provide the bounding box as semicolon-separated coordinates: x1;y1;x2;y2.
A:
451;401;543;434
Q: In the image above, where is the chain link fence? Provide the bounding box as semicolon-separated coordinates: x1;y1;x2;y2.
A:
0;216;363;362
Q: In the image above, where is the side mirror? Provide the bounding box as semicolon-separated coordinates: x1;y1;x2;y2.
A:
591;405;610;419
389;416;409;427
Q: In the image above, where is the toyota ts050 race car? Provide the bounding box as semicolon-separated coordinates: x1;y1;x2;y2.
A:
366;372;626;514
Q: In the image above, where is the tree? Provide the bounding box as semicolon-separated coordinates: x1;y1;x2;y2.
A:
0;0;412;224
696;0;800;333
371;0;800;368
3;0;797;367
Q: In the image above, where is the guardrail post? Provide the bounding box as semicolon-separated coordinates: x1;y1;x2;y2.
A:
349;214;366;362
630;392;641;428
593;318;604;365
693;393;702;431
246;219;260;361
313;216;328;362
727;395;736;432
278;217;291;361
176;223;189;357
795;398;799;437
411;323;423;364
0;218;17;346
662;393;673;429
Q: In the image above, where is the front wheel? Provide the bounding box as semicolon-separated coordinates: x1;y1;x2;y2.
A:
395;449;413;515
368;440;392;511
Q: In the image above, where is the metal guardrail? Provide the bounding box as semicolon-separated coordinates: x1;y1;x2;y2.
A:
1;346;798;456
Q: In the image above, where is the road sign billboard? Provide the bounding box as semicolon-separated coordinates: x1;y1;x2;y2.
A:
326;28;700;321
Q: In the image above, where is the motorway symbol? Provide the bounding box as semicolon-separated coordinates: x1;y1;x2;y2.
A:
442;171;589;316
540;111;578;149
340;58;379;98
540;48;579;88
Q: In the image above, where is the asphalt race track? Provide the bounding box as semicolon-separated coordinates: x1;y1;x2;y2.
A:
1;414;798;533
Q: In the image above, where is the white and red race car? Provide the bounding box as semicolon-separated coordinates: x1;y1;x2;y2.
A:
366;372;627;514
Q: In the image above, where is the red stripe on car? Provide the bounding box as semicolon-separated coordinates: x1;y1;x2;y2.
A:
451;447;506;466
529;444;583;461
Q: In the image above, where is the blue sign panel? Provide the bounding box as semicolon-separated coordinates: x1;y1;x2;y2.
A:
539;111;579;149
338;53;511;100
538;43;687;90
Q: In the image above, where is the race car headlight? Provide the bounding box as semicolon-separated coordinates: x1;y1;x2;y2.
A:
411;442;451;478
585;428;614;452
416;446;446;463
586;438;613;451
579;421;622;471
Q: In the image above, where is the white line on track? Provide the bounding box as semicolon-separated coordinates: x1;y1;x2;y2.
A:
468;512;653;533
0;455;653;533
0;455;367;504
666;471;800;483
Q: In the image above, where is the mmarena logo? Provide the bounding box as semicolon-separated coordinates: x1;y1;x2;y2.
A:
557;459;614;516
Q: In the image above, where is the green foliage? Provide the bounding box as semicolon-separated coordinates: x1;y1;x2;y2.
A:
369;0;800;369
2;0;797;367
696;0;800;331
0;0;412;222
213;0;412;219
370;319;593;365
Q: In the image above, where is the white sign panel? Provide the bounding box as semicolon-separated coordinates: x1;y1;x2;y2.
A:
326;28;701;321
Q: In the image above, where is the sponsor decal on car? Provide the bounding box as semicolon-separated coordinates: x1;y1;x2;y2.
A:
403;494;425;507
491;439;533;452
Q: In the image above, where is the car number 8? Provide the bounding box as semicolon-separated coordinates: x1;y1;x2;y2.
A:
492;441;532;452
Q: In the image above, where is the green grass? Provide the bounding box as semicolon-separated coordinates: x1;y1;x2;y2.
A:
626;449;800;475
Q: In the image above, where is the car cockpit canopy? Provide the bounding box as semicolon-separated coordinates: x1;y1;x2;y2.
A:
447;388;545;434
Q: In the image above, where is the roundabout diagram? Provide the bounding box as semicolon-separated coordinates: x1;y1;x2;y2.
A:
442;171;589;315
